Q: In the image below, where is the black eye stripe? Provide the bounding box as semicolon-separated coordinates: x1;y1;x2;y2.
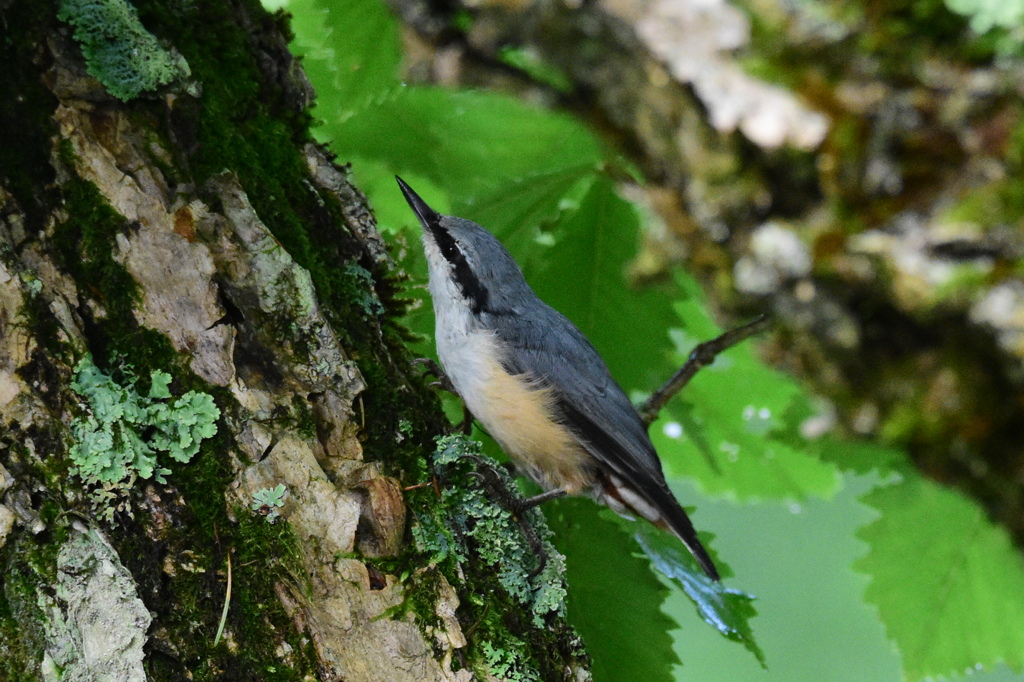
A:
431;224;489;314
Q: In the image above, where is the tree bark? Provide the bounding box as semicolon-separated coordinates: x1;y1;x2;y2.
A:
0;1;588;679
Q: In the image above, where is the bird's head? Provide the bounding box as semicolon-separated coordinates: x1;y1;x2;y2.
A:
397;176;529;314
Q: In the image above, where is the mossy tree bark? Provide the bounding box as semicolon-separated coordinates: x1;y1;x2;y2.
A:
0;1;588;679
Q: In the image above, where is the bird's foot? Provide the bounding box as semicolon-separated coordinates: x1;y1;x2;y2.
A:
412;358;473;433
515;488;568;513
412;357;457;394
464;455;561;577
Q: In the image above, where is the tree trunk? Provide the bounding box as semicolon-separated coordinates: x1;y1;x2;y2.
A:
0;1;588;679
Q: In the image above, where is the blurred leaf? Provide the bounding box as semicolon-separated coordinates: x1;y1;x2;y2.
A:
460;165;599;273
348;157;451;235
547;498;681;682
285;0;403;122
650;272;841;500
322;86;606;201
635;523;765;667
815;437;908;478
528;176;680;390
856;475;1024;680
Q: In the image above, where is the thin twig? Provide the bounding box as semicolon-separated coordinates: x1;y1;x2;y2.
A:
214;551;232;647
403;481;434;491
465;603;490;640
639;314;772;426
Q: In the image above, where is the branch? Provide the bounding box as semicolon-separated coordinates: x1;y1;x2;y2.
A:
639;314;773;426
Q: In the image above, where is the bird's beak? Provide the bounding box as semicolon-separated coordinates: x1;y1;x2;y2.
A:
396;177;442;235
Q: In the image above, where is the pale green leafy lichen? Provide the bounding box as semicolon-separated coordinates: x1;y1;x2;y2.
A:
251;484;287;523
57;0;191;101
344;263;385;316
413;434;568;628
480;639;542;682
69;356;219;519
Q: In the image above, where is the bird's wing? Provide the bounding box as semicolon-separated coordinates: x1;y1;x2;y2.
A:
489;304;666;486
487;303;720;580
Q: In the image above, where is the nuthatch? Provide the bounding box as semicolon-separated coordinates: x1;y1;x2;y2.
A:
398;177;719;581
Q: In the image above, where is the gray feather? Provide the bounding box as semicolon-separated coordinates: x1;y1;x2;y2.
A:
488;299;720;581
488;302;670;495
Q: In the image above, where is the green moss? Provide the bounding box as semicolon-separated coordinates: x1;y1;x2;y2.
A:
107;409;319;681
289;394;318;441
15;279;64;364
123;0;449;486
0;552;46;678
128;0;448;483
53;152;179;376
0;522;73;678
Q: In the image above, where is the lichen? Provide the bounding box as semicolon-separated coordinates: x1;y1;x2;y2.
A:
68;355;219;519
57;0;191;101
414;435;568;628
251;484;287;523
344;262;386;316
399;434;587;678
480;637;542;682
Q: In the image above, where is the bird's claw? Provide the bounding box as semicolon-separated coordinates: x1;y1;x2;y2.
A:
412;358;473;432
413;358;459;394
463;455;551;576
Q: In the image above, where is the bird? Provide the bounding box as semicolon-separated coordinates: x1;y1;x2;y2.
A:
397;176;719;581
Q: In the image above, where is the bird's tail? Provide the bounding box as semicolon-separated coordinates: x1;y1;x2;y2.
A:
599;472;720;581
655;500;720;582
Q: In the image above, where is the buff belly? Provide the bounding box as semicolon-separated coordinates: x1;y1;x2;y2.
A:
437;326;594;494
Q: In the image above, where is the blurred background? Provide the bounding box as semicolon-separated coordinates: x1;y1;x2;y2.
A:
264;0;1024;678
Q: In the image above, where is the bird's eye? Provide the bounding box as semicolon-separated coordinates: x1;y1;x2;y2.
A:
438;237;461;263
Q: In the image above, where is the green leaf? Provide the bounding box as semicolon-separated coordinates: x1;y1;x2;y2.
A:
324;86;606;202
348;159;451;235
459;165;599;274
856;475;1024;680
547;498;681;682
815;436;908;478
634;522;765;667
283;0;403;122
649;272;840;500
